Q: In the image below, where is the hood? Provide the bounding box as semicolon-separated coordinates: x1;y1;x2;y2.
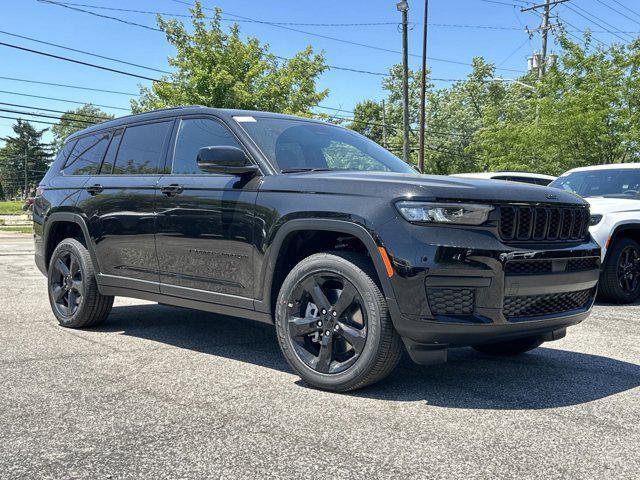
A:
263;171;586;205
584;197;640;215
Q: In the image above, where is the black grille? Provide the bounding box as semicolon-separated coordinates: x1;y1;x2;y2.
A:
499;205;589;242
503;288;594;319
505;257;600;275
567;257;600;272
505;260;552;275
427;288;475;315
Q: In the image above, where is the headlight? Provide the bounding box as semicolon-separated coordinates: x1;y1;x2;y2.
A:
589;214;603;226
396;202;494;225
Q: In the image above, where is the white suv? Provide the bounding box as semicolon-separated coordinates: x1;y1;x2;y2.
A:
550;164;640;303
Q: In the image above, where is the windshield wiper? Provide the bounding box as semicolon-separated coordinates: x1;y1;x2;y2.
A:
280;168;334;173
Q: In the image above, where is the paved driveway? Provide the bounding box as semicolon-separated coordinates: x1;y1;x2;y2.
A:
1;235;638;479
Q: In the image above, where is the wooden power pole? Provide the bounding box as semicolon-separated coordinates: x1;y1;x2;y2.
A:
418;0;429;173
397;1;410;164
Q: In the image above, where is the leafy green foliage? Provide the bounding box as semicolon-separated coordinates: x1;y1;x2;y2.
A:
350;33;640;176
0;121;52;198
131;1;328;115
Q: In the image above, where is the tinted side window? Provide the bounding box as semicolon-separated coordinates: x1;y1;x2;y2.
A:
112;121;172;175
172;118;243;174
99;129;123;174
54;139;77;171
63;133;110;176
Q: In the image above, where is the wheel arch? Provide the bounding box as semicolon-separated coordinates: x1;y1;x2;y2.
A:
43;212;98;273
255;219;395;316
605;223;640;263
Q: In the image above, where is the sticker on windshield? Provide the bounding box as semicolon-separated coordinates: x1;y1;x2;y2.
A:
234;116;256;123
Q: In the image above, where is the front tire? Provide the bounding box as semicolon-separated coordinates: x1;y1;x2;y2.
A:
473;336;544;356
275;252;402;392
47;238;114;328
598;238;640;304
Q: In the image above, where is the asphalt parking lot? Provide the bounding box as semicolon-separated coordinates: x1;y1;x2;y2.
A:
1;234;638;479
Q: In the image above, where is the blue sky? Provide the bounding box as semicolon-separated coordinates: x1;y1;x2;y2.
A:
1;0;639;144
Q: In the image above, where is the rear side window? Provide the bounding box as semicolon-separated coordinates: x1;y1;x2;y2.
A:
99;129;123;174
112;121;172;175
62;132;111;176
172;118;243;174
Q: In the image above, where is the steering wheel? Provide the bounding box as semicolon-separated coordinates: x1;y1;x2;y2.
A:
622;190;639;196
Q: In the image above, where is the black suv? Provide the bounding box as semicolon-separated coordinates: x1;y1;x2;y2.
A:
34;106;601;391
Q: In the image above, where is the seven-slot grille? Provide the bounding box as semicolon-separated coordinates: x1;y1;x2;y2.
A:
499;205;590;242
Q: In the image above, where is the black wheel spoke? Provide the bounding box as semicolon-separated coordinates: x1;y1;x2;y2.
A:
67;290;77;315
286;271;368;375
302;276;331;311
337;321;367;352
55;258;70;277
332;283;357;317
69;256;79;276
52;285;66;302
71;280;84;298
288;315;318;337
314;334;333;373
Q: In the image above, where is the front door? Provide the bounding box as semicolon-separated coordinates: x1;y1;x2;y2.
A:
78;120;174;291
155;116;260;308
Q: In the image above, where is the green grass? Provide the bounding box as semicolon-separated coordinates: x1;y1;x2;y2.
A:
0;226;32;234
0;201;24;215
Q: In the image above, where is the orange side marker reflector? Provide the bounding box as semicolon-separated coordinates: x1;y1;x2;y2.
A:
378;246;394;278
606;236;612;249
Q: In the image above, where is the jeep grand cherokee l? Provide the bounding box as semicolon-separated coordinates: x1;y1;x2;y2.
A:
34;106;601;392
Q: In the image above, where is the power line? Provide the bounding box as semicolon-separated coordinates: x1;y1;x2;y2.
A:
593;0;640;28
0;30;172;75
0;76;139;97
0;102;112;121
564;3;631;43
610;0;640;21
0;41;166;83
0;108;95;125
0;114;62;127
41;1;405;27
0;89;130;112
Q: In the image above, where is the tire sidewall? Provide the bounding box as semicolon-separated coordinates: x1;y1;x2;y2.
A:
275;254;384;390
47;239;94;327
604;238;640;302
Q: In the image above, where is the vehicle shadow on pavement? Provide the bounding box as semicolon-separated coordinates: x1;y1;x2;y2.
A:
96;303;640;410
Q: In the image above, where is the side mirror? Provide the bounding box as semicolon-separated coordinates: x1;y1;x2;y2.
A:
196;146;259;176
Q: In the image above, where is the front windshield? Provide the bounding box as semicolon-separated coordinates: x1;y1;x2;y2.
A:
550;168;640;198
235;116;417;174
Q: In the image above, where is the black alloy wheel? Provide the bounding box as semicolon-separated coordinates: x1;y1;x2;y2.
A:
286;273;367;374
275;252;403;392
617;245;640;294
47;238;114;328
50;250;84;318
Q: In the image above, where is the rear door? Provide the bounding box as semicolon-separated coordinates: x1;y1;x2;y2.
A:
155;115;260;308
77;120;174;291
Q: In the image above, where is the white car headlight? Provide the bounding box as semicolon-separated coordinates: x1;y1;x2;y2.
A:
396;202;494;225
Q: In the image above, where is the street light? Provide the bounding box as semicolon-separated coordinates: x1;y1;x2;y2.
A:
490;77;537;92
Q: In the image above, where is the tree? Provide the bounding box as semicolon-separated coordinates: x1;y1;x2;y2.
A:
0;120;53;198
131;1;328;115
51;104;114;151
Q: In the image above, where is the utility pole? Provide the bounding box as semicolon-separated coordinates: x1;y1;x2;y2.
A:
418;0;429;174
521;0;567;78
397;1;410;164
23;147;28;200
381;99;388;148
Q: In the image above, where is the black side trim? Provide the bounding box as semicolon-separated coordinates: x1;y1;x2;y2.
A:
254;219;392;314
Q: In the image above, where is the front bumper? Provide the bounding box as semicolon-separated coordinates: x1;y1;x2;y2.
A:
377;221;601;357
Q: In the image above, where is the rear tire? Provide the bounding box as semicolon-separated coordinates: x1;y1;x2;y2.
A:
275;251;402;392
598;238;640;304
47;238;114;328
473;336;544;356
